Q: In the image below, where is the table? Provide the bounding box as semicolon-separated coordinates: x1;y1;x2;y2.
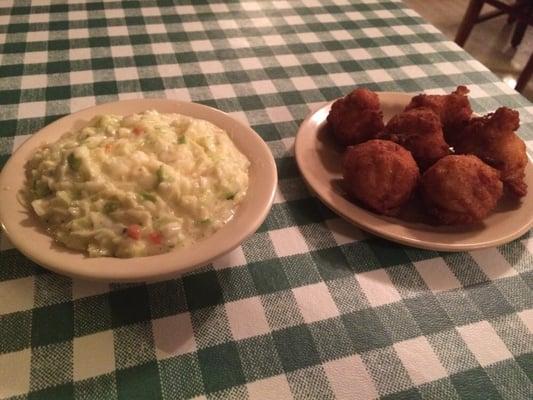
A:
1;1;532;399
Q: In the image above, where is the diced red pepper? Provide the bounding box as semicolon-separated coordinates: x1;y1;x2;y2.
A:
133;126;144;136
126;224;141;240
148;231;162;245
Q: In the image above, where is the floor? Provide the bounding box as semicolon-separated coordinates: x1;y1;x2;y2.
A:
404;0;533;101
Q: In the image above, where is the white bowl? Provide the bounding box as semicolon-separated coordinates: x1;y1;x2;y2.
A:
295;92;533;251
0;99;277;281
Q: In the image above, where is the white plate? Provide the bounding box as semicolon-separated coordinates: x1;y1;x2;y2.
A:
0;99;277;281
295;92;533;252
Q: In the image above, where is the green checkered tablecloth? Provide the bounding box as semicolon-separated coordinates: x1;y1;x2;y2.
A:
1;0;532;399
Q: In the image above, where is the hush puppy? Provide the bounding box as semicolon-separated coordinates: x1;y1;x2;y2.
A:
327;88;385;146
343;140;420;215
405;85;473;144
453;107;528;197
381;108;451;170
420;155;503;225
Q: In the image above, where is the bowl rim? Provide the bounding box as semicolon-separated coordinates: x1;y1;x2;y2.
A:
0;98;277;281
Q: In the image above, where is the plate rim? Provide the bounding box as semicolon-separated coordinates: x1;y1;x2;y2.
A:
295;91;533;252
0;98;277;281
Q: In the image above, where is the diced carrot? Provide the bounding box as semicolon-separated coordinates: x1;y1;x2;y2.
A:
105;143;113;153
133;126;144;136
148;231;162;245
126;224;141;240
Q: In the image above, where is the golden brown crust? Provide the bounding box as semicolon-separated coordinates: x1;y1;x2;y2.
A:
331;86;527;226
327;88;385;146
453;107;527;197
420;155;503;225
342;139;420;215
380;107;451;170
405;85;473;145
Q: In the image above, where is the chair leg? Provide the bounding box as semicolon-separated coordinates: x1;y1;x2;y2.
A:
510;1;531;47
455;0;486;47
515;53;533;92
511;20;528;47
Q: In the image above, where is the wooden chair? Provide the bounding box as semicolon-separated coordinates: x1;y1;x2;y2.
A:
454;0;533;92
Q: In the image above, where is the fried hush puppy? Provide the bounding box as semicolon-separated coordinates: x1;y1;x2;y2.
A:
420;155;503;225
453;107;528;197
343;140;420;216
405;85;473;144
381;108;450;170
327;88;385;146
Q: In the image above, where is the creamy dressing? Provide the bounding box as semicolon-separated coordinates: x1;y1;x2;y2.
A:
26;110;250;258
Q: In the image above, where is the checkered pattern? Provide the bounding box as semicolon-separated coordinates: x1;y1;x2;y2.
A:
1;0;532;399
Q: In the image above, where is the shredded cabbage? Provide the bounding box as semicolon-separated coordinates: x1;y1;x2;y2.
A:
25;110;250;258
